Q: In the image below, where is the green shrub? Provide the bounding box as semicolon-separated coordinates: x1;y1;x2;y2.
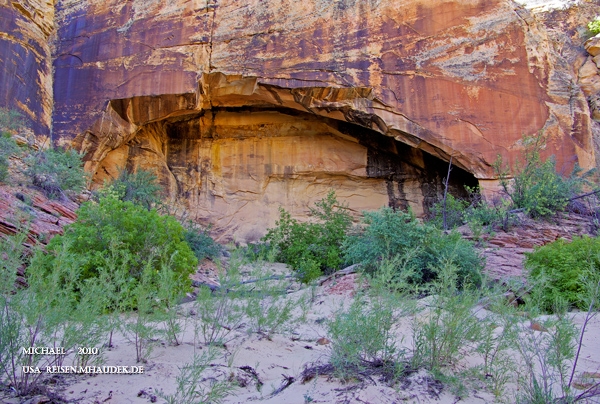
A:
511;310;578;403
411;261;484;372
0;133;20;183
463;187;508;227
184;223;221;261
428;186;509;237
0;108;26;133
262;191;352;283
38;193;197;308
1;237;106;395
159;348;231;404
495;133;588;218
24;147;87;198
123;261;165;362
194;284;245;346
589;18;600;35
105;167;163;210
525;236;600;312
328;295;403;380
241;265;296;338
343;207;482;292
428;194;468;229
0;109;27;182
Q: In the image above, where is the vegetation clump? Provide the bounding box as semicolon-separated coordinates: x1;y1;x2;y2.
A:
104;167;163;210
36;190;198;307
328;294;403;381
525;236;600;313
262;190;352;283
494;133;588;218
24;147;87;198
343;207;482;292
0;133;19;183
589;17;600;35
0;109;25;183
184;222;221;261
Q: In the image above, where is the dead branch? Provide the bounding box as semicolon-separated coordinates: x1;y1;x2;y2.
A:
270;374;295;396
192;274;295;292
319;264;359;286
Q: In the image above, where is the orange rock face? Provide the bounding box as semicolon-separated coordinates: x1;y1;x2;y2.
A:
0;0;54;141
84;97;479;240
2;0;599;241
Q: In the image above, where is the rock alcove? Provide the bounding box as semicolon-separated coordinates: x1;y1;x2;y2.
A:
78;80;478;243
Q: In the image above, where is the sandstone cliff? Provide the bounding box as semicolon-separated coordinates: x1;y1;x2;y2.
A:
0;0;54;142
1;0;599;241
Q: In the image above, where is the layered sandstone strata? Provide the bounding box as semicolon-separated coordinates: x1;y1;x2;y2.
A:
79;82;478;241
2;0;599;241
0;0;54;141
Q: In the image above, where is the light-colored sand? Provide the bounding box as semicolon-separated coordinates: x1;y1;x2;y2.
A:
3;268;600;404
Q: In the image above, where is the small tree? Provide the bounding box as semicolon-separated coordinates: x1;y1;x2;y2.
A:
494;133;588;218
105;167;163;210
262;191;352;282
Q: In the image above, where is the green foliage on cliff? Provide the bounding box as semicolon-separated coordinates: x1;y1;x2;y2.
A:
24;147;87;198
0;133;19;183
589;18;600;34
0;108;24;183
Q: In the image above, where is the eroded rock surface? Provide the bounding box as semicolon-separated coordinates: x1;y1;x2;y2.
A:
0;185;78;247
83;96;478;241
2;0;600;241
463;213;598;280
0;0;54;141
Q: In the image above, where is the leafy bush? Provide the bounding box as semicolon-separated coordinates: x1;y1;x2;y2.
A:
24;147;87;198
194;284;245;346
38;193;197;308
184;223;221;261
1;236;106;395
589;18;600;35
343;207;482;292
192;257;245;346
105;167;163;210
123;262;165;362
428;194;468;229
0;133;19;183
241;266;296;338
262;191;352;283
411;261;484;372
494;133;587;218
525;236;600;312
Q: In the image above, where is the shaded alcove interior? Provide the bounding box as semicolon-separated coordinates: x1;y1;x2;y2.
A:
94;105;479;242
